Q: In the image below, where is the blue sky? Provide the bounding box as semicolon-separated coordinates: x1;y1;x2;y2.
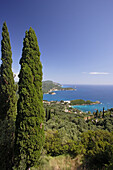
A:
0;0;113;84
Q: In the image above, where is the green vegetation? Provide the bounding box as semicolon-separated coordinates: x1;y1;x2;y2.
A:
41;101;113;169
0;22;44;170
0;22;17;121
70;99;100;105
0;22;17;170
80;130;113;169
15;28;44;170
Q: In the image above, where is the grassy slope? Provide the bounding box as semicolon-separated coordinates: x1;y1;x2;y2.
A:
31;155;82;170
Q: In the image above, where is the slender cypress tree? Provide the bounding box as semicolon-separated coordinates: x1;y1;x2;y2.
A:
0;22;16;120
21;27;43;101
47;109;51;120
46;108;48;121
103;107;105;118
15;29;44;170
0;22;17;169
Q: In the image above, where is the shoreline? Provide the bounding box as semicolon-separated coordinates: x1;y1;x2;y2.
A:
43;88;76;94
72;102;101;106
43;99;101;105
43;85;113;113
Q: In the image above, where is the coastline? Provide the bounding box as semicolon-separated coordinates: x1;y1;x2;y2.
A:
44;88;76;95
73;101;101;106
43;84;113;113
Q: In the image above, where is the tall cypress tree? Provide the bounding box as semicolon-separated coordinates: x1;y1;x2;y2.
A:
0;22;16;120
20;27;43;100
15;28;44;170
0;22;17;169
28;28;43;100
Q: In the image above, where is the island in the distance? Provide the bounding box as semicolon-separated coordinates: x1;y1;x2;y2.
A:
70;99;100;105
42;80;75;94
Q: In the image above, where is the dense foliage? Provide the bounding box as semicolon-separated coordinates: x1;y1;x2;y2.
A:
43;101;113;169
80;130;113;169
15;28;44;169
0;22;17;170
0;22;17;120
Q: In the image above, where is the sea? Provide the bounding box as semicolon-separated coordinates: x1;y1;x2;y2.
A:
43;85;113;113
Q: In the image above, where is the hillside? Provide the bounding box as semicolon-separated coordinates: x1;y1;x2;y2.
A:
32;101;113;170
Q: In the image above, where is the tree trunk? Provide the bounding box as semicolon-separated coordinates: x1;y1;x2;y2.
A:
26;166;30;170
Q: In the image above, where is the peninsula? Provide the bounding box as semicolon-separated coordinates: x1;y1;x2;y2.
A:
70;99;100;105
42;80;75;94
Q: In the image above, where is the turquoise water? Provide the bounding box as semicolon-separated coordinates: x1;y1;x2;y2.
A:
72;104;104;113
43;85;113;113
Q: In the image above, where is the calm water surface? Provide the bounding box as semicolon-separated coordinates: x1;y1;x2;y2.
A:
43;85;113;113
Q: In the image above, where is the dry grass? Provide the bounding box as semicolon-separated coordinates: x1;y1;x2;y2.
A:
31;154;83;170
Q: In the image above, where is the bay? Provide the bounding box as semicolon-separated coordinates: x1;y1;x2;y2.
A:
43;85;113;113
